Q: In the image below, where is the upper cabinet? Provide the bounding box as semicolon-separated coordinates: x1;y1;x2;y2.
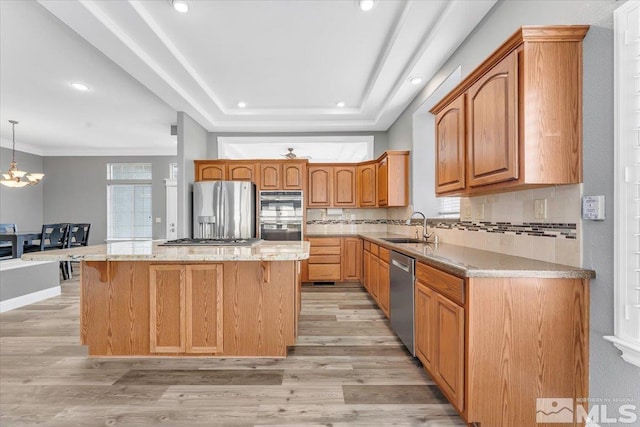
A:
307;166;333;207
377;151;409;207
195;161;226;181
430;26;589;196
357;164;377;207
194;151;409;208
333;166;357;207
435;95;466;194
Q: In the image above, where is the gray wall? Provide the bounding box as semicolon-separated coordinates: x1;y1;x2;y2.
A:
387;0;639;415
206;131;389;160
43;155;176;245
177;112;208;238
0;147;43;231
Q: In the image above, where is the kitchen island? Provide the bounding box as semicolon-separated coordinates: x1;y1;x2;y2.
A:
23;240;309;357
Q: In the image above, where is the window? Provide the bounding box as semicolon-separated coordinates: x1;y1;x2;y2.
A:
438;197;460;218
218;136;374;163
107;163;153;241
605;1;640;368
169;163;178;180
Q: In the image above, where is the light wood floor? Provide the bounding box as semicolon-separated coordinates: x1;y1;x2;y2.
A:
0;273;466;426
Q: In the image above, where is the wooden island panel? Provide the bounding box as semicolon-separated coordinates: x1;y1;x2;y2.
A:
80;260;298;357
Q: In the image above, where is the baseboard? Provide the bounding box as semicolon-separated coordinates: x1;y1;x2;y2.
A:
0;286;61;313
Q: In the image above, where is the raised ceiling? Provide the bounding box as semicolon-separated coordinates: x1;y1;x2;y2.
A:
1;0;496;156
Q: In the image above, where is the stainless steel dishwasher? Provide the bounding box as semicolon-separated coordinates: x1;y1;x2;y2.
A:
389;251;416;356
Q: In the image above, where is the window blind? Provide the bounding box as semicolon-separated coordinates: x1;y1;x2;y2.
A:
106;163;153;241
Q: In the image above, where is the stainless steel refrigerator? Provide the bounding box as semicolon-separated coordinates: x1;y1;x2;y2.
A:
192;181;256;239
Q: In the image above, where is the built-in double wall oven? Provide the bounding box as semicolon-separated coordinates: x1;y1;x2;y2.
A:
258;191;304;241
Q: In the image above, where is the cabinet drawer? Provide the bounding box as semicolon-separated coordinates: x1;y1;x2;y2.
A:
379;247;390;263
363;240;371;251
308;255;342;264
416;262;464;305
308;264;341;281
308;238;341;246
310;246;341;256
370;243;379;257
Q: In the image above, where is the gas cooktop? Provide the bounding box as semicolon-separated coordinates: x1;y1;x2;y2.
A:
161;238;262;247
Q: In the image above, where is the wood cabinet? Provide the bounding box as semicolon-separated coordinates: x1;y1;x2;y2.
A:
342;237;362;282
333;166;357;207
377;248;390;317
307;166;333;207
306;237;342;281
435;95;466;194
227;163;257;183
415;281;436;372
195;161;226;181
357;164;377;207
282;162;305;190
467;51;518;188
360;241;391;318
304;237;363;283
430;26;589;196
81;260;298;358
376;152;409;207
259;163;281;190
149;264;223;354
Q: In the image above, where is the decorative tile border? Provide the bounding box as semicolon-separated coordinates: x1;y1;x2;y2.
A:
307;218;577;239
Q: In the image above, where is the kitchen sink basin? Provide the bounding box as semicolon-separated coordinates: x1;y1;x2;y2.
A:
381;237;427;244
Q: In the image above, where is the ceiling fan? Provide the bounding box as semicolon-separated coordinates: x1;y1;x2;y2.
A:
280;148;311;160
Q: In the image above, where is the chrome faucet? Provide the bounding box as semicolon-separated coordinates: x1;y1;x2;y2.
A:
405;211;437;242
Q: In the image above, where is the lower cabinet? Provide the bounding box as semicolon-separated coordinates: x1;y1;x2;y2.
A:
361;240;390;318
149;264;223;354
305;237;362;283
377;248;390;317
414;263;465;413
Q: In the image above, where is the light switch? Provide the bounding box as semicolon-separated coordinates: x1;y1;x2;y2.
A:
155;217;162;223
582;195;605;220
534;199;547;220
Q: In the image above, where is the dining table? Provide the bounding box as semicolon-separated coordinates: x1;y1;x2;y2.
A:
0;231;42;258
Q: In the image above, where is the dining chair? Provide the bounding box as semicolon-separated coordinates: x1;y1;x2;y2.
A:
0;223;17;258
23;224;70;279
63;223;91;279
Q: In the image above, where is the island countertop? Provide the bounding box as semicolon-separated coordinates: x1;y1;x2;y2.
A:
21;240;310;262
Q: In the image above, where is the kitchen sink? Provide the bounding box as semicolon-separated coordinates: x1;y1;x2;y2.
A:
381;237;426;244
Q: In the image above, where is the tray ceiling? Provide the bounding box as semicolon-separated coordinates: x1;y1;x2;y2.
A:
1;0;495;155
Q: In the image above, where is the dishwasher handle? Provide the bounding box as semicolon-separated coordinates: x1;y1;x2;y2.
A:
391;259;411;273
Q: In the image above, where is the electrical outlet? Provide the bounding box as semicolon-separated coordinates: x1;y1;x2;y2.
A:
534;199;547;220
155;217;162;223
461;205;472;220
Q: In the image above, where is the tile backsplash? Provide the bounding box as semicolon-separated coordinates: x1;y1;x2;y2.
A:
305;184;582;267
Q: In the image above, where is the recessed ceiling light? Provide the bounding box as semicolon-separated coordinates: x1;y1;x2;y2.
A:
336;101;345;108
356;0;375;12
237;101;247;108
172;0;189;13
70;82;89;91
408;76;423;85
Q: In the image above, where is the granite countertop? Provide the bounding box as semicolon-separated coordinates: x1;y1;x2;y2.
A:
307;231;595;279
21;240;310;262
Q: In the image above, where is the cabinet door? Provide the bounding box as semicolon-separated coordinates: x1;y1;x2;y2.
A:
260;163;281;190
357;164;377;207
370;255;379;300
363;250;371;292
308;166;333;207
197;163;226;181
378;259;390;317
150;265;185;353
377;158;388;206
185;265;223;353
333;166;357;207
467;51;518;187
283;163;305;190
435;293;465;412
228;163;258;183
342;238;362;281
415;281;436;372
435;95;466;194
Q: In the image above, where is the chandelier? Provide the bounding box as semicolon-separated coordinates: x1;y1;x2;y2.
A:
1;120;44;188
